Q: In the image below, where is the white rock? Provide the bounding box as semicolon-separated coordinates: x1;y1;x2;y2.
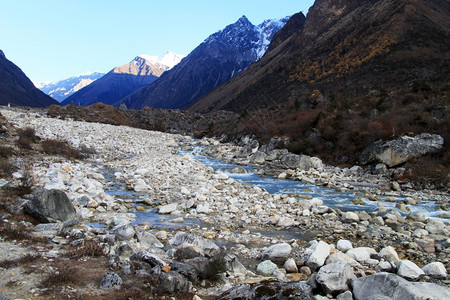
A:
159;203;178;214
262;243;292;264
397;260;425;280
134;179;148;193
422;262;447;279
342;211;360;223
379;246;400;264
337;240;353;253
277;216;295;227
346;247;377;263
180;187;190;195
306;241;331;270
284;258;298;273
257;260;278;276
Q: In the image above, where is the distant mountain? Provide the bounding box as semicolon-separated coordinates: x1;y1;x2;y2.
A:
36;72;105;102
0;50;58;108
62;52;183;106
191;0;450;113
116;15;289;110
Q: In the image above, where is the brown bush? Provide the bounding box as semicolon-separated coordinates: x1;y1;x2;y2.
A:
0;146;14;158
40;264;79;289
17;127;37;149
0;253;41;269
65;239;104;258
41;139;83;159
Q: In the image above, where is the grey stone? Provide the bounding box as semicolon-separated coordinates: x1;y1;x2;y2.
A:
359;134;444;167
257;260;278;276
284;258;298;273
169;232;220;258
158;271;191;294
326;252;362;268
337;240;353;253
159;203;178;214
100;272;123;289
378;246;400;264
281;154;323;171
249;151;267;164
351;272;450;300
346;247;377;263
277;216;296;227
425;218;449;235
375;261;395;272
24;188;78;223
224;253;246;277
136;229;164;248
397;260;424;280
316;261;355;295
407;211;426;222
336;291;353;300
111;224;135;241
132;251;167;267
306;241;330;270
422;262;447;279
342;211;360;223
262;243;292;264
218;281;313;300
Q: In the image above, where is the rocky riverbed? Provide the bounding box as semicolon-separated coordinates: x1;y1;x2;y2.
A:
0;107;449;299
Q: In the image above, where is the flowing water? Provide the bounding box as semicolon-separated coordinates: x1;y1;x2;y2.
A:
179;146;448;222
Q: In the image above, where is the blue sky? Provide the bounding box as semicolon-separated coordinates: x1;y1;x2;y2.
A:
1;0;314;83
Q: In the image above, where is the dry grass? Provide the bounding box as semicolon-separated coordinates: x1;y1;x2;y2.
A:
17;127;37;149
0;253;41;269
65;239;105;258
41;139;83;159
40;264;80;289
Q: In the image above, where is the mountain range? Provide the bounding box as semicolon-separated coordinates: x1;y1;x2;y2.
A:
116;15;289;110
61;52;184;106
36;72;105;102
0;50;58;107
191;0;450;113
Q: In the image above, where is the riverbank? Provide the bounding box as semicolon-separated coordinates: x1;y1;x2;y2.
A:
0;107;448;299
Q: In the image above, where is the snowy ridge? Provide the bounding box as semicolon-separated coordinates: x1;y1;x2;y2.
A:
138;51;185;70
36;72;105;102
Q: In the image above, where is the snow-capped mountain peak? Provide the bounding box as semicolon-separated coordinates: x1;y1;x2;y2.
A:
36;72;105;102
138;51;185;70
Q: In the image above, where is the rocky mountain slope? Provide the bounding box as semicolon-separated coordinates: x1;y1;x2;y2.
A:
190;0;449;179
191;0;449;112
36;72;105;102
61;53;183;106
0;50;58;107
116;15;289;110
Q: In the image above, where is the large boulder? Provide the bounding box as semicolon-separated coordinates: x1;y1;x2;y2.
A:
359;133;444;167
157;271;191;294
397;260;425;280
169;232;220;258
281;154;323;170
24;188;78;223
261;243;292;264
218;280;314;300
351;272;450;300
100;272;123;290
316;261;355;295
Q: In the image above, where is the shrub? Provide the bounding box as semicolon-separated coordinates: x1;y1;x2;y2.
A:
0;158;14;176
65;239;104;258
0;253;41;269
17;127;37;149
0;146;14;158
40;265;79;289
41;139;83;159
